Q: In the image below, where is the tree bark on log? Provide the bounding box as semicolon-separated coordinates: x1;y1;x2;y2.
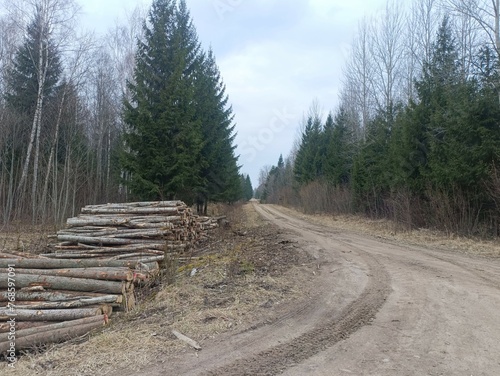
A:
66;216;181;228
58;228;175;238
56;234;174;246
14;267;133;281
0;315;105;342
8;295;120;310
84;201;184;209
0;315;106;353
0;290;123;304
0;307;103;321
0;321;49;333
0;258;160;269
81;206;182;215
0;273;128;294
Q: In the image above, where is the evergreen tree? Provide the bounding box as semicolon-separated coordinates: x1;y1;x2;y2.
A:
5;6;61;117
122;0;203;203
239;174;253;201
294;115;323;185
351;106;394;215
195;47;240;209
324;107;353;186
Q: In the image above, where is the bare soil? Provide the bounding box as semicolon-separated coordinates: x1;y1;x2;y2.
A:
3;203;500;375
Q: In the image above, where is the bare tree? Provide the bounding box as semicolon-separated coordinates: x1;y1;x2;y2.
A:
40;32;94;222
446;0;500;102
369;1;406;113
447;0;500;53
7;0;79;222
341;17;375;137
0;9;25;224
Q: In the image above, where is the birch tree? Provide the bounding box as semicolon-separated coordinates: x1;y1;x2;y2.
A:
5;0;78;221
369;1;406;113
341;17;375;138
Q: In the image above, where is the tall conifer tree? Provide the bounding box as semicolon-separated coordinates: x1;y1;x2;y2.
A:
122;0;203;203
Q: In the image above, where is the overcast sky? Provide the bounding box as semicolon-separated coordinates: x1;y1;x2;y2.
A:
80;0;388;187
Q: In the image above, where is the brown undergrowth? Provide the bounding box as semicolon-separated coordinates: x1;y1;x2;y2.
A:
272;204;500;258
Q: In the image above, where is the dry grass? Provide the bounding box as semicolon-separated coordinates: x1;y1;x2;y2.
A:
272;205;500;258
0;203;308;375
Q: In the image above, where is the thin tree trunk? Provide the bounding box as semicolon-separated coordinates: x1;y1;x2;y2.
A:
18;5;49;215
41;88;67;221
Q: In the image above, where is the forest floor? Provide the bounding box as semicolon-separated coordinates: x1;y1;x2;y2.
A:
1;203;500;375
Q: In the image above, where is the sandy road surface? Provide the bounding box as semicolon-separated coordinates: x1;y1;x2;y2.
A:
130;204;500;375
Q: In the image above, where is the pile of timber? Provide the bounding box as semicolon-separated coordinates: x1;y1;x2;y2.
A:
44;201;219;260
0;255;159;354
0;201;220;355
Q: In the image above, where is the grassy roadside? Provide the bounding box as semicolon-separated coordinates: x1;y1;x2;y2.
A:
270;204;500;258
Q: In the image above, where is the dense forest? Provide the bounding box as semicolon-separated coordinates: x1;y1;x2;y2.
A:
258;0;500;237
0;0;249;225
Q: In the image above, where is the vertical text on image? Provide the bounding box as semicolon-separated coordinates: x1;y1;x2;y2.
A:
6;264;17;368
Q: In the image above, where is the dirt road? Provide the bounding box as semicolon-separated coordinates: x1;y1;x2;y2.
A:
132;203;500;375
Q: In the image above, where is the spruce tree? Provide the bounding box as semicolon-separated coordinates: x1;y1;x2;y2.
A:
122;0;203;203
324;107;353;186
194;47;240;209
294;115;323;185
5;7;61;117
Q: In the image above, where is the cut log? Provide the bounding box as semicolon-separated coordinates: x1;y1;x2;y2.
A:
0;307;103;321
0;257;160;269
0;273;128;294
81;206;181;215
52;243;167;253
84;201;183;209
110;252;164;260
128;215;183;223
0;250;39;259
14;267;133;281
56;234;170;246
0;315;105;342
58;227;175;238
0;315;106;353
0;290;122;304
0;321;50;333
56;234;133;245
127;221;177;229
67;217;130;227
8;295;121;310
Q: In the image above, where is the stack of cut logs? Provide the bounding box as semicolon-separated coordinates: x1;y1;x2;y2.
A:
0;201;219;356
44;201;217;260
0;255;159;354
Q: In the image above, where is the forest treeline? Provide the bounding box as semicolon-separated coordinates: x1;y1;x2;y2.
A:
258;0;500;237
0;0;250;225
